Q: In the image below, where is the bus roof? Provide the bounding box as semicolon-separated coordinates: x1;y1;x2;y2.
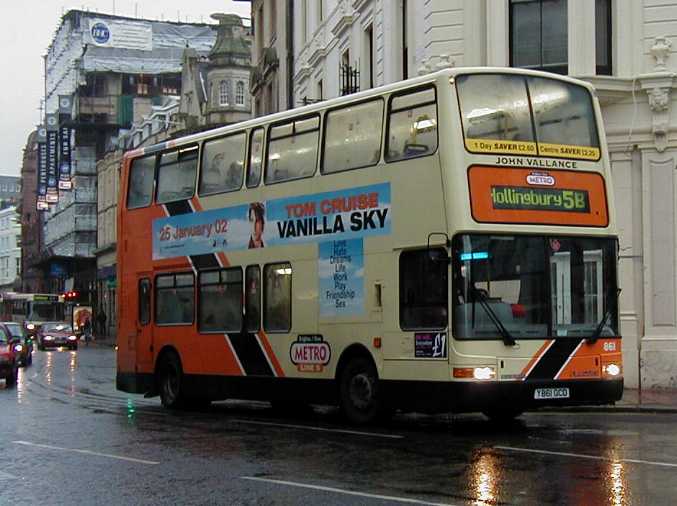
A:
125;66;598;161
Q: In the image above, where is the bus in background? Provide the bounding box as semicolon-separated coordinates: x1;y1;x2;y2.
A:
0;293;66;336
116;67;621;424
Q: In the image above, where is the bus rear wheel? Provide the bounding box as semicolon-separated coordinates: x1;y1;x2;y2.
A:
339;356;385;425
158;352;186;409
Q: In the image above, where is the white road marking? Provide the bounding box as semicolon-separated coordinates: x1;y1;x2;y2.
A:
13;441;160;465
233;419;404;439
241;476;455;505
495;445;677;468
0;470;18;480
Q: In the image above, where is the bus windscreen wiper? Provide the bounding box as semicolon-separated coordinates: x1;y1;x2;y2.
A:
470;286;516;346
586;310;611;344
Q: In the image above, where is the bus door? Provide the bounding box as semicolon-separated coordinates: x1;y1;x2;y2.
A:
550;252;572;326
136;276;154;372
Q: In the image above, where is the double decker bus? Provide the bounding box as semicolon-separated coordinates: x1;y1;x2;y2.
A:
116;67;621;424
0;293;66;335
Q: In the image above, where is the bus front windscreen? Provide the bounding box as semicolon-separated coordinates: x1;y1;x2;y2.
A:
457;73;600;160
30;302;64;322
452;235;618;340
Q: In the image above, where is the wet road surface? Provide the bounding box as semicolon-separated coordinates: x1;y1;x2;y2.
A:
1;347;676;505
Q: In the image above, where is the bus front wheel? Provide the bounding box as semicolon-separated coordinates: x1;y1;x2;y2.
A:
339;356;384;425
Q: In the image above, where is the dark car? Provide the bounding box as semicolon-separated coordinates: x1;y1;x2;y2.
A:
0;329;18;387
37;322;78;351
1;322;33;366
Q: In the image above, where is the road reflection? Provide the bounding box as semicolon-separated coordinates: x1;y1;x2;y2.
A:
467;449;501;506
44;351;53;386
68;351;78;396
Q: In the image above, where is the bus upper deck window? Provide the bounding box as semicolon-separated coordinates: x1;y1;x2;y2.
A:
199;133;246;196
156;146;198;204
247;128;265;188
386;87;438;163
457;74;534;144
127;155;155;209
527;77;600;151
266;116;320;184
323;99;384;174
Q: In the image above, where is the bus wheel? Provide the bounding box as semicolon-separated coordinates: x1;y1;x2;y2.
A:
482;408;524;423
339;356;382;425
158;352;185;409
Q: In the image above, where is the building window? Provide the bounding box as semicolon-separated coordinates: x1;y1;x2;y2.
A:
364;24;374;89
510;0;568;75
236;81;245;106
301;0;308;44
219;80;230;106
402;0;408;79
595;0;612;75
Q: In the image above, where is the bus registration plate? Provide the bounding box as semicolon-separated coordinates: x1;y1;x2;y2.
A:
534;387;570;400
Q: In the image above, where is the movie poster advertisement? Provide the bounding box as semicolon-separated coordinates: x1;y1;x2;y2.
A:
152;183;391;261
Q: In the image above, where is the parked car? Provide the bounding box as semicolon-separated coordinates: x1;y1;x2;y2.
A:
1;322;32;366
37;322;78;351
0;328;18;386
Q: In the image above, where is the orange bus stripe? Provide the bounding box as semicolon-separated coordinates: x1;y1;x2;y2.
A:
258;330;285;377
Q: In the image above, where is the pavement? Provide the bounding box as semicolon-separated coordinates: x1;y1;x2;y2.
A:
88;336;677;413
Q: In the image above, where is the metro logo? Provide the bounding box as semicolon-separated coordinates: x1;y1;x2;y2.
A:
290;335;331;372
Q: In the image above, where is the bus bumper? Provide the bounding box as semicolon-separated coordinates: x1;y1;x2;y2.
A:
382;378;624;413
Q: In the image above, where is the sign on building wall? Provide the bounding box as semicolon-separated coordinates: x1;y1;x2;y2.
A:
87;18;153;51
318;238;365;317
45;114;59;204
36;126;49;211
58;125;72;191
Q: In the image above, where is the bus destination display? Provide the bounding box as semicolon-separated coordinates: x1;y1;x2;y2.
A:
491;186;590;213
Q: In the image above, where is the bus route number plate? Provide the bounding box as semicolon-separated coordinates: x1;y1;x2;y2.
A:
534;387;570;400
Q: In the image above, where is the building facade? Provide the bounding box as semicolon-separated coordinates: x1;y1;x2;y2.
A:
250;0;294;115
19;131;46;293
0;206;22;290
246;0;677;390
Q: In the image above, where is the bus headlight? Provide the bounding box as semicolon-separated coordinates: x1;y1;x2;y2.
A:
26;324;35;330
603;363;621;377
473;367;496;380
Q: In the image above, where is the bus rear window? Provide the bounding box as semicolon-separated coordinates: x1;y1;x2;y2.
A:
457;74;600;160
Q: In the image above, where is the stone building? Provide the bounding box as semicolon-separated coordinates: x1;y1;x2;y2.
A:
43;9;217;303
95;13;251;338
19;130;46;293
244;0;677;390
0;206;21;290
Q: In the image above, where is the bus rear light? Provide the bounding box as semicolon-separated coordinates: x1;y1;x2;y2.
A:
511;304;526;318
453;368;474;378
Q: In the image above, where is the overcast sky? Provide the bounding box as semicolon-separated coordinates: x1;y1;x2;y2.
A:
0;1;251;177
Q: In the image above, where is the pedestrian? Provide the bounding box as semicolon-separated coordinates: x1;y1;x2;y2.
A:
97;309;107;338
83;317;92;346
